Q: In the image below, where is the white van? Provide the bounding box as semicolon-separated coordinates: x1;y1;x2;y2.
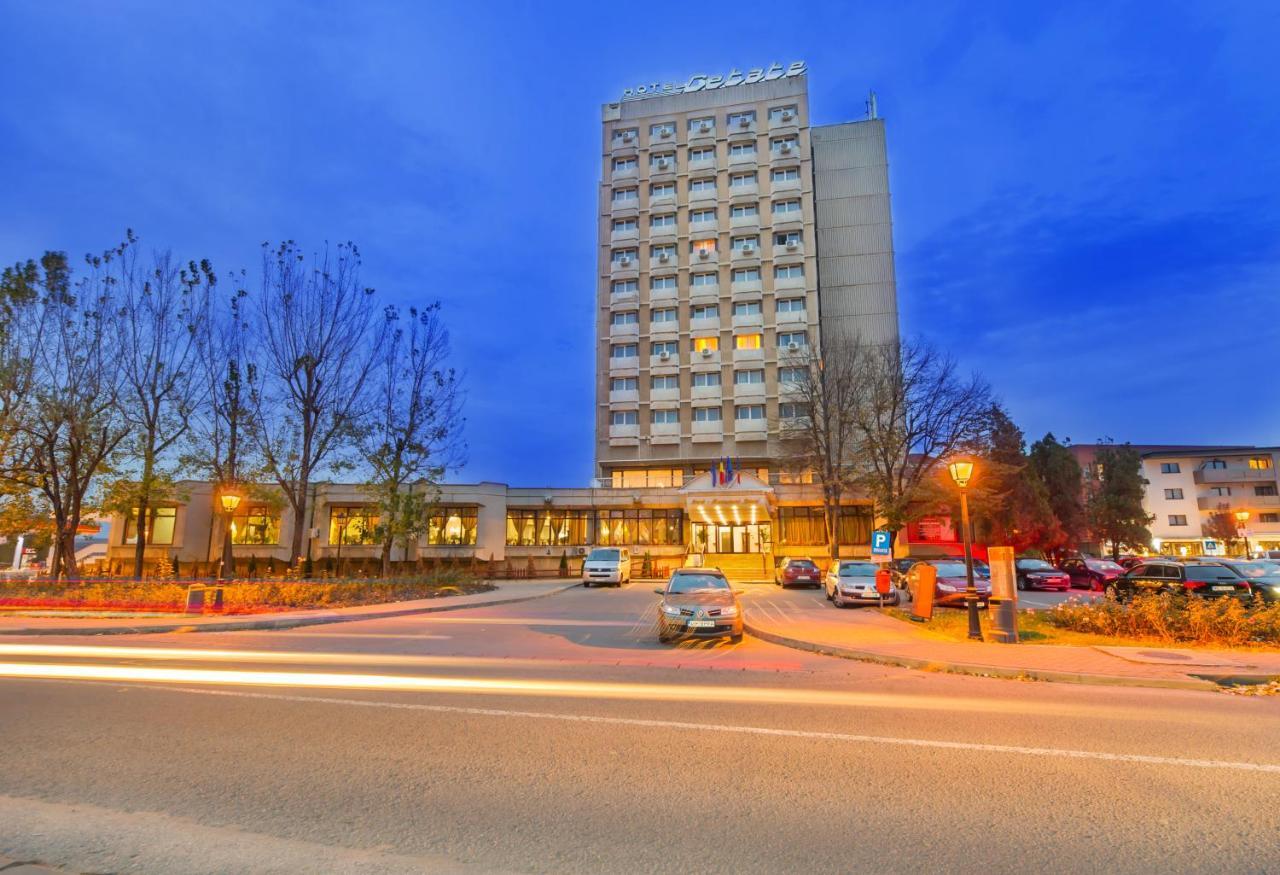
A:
582;548;631;587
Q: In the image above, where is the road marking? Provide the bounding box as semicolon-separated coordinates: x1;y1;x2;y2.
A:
115;683;1280;775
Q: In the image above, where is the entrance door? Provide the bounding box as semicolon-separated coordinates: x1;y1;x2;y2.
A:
692;523;772;554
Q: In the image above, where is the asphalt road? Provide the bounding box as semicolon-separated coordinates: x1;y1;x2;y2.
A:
2;583;1277;874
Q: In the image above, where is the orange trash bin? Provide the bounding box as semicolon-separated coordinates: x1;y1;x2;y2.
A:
910;563;937;622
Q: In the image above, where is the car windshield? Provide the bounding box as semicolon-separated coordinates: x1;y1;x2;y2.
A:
931;562;968;577
1017;559;1054;570
667;574;731;594
1087;560;1123;572
839;564;876;577
788;560;818;569
587;549;620;561
1185;565;1241;582
1233;562;1280;579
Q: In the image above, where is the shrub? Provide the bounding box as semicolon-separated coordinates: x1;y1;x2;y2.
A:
1046;593;1280;647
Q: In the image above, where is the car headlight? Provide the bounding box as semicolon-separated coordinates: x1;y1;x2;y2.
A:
661;604;682;617
719;605;739;617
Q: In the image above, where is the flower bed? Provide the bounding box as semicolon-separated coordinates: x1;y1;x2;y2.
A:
1045;593;1280;648
0;571;493;615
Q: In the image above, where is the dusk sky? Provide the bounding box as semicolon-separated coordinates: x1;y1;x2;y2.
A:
2;1;1277;486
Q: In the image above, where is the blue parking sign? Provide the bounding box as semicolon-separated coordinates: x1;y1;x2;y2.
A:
871;530;891;556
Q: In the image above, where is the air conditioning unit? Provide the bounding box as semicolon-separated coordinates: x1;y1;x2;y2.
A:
699;123;711;133
656;159;670;170
742;245;755;256
622;131;635;143
660;128;672;138
659;350;671;361
658;253;670;263
701;348;713;358
787;342;800;352
619;257;632;267
781;111;794;122
698;249;711;260
738;118;751;128
786;241;799;251
780;143;793;154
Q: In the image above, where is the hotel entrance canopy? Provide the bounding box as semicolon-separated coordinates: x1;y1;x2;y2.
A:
682;471;775;554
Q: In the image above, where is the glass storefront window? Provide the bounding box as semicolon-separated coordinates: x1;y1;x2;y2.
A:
427;506;478;545
123;507;176;545
231;506;281;545
329;506;380;546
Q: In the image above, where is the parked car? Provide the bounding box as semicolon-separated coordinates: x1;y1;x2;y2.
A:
824;560;898;608
655;568;743;643
905;559;991;609
1116;556;1147;570
1014;558;1071;592
1061;557;1125;591
1108;561;1251;603
581;547;631;587
775;556;821;588
887;557;921;590
1210;559;1280;604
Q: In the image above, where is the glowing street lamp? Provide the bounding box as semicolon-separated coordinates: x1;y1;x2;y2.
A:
948;459;982;641
1234;510;1251;558
219;491;243;515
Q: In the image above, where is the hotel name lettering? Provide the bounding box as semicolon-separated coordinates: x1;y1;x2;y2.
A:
621;62;806;102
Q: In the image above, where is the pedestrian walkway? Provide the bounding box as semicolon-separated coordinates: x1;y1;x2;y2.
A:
0;580;579;637
744;592;1280;691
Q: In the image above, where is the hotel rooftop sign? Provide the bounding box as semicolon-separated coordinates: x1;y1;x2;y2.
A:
621;62;806;102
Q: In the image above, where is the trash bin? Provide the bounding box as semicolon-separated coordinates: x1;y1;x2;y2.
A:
207;586;225;613
910;563;937;622
987;546;1019;643
184;584;206;615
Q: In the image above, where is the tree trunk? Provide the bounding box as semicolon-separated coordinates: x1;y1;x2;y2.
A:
289;490;308;567
381;539;392;579
60;526;79;580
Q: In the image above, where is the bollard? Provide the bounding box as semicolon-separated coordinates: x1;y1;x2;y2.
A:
184;584;206;615
987;547;1019;643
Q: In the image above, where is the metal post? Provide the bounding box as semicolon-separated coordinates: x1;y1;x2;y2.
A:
960;488;982;641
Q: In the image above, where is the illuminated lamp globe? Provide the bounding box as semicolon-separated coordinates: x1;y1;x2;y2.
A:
947;460;975;489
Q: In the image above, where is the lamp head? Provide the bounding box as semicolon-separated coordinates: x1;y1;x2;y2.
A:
947;460;975;489
1234;510;1250;524
220;491;242;513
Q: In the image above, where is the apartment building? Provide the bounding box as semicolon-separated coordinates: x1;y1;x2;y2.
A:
597;63;899;486
1072;445;1280;556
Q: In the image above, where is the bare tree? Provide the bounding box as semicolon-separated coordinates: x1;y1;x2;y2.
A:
851;338;992;552
251;241;379;565
360;304;465;577
110;237;214;578
1;244;129;578
778;339;864;559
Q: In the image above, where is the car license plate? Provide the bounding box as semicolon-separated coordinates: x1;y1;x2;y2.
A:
687;619;714;628
798;575;812;580
1212;586;1234;592
976;602;986;608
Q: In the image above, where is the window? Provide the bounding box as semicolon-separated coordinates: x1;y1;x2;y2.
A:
610;343;638;359
1250;457;1274;470
693;407;722;422
689;177;716;193
774;230;802;246
689;146;715;162
729;141;757;157
610;410;638;426
1203;459;1226;470
690;238;717;256
613;126;638;143
650;213;676;229
650;307;677;324
1208;486;1232;497
650;243;676;260
506;508;597;547
779;366;805;383
230;506;281;545
731;203;758;217
770;136;799;154
735;404;765;421
1168;514;1188;526
610;377;637;392
612;218;637;233
123;506;177;546
692;372;721;387
612;156;637;172
779;402;809;419
768;105;797;123
329;506;379;546
692;336;719;353
426;507;478;545
611;249;637;264
691;304;719;319
1163;488;1183;500
777;507;823;545
650;182;675;198
651;276;677;292
651;375;678;390
771;167;800;182
730;171;757;188
690;208;717;223
651;409;679;425
651;340;678;357
689;116;715;133
691;272;717;287
649;122;675;138
734;369;764;384
611;187;638;203
650;152;676;169
596;508;684;547
776;297;805;313
734;333;763;350
728;110;756;126
732;267;761;282
1160;462;1181;474
610;311;638;326
732;301;762;316
779;331;808;348
772;198;801;215
731;235;760;252
1260;513;1280;524
1256;485;1279;497
775;264;804;279
611;279;638;295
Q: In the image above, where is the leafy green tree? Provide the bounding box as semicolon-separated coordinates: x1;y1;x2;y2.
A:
1028;433;1088;558
967;405;1059;553
1086;443;1153;559
1202;510;1243;555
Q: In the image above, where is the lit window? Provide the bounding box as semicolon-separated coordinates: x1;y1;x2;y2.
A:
611;280;638;295
230;506;281;545
651;276;677;291
774;264;804;279
690;208;717;223
692;336;719;353
651;307;677;323
651;409;679;425
651;375;679;390
1250;457;1274;470
771;167;800;182
123;506;177;546
610;411;638;426
735;334;763;350
694;407;722;422
651;341;678;357
689;116;715;133
734;369;764;384
691;304;719;320
612;187;638;203
732;267;761;282
768;105;797;122
649;122;675;138
690;177;716;193
610;343;638;359
611;377;638;391
735;405;765;421
426;507;478;546
610;311;638;326
732;301;762;316
772;199;801;214
779;331;808;348
690;146;715;162
691;239;717;255
613;156;637;172
728;110;756;126
693;372;721;387
691;272;718;287
730;172;757;188
729;142;757;157
328;506;379;546
776;297;806;313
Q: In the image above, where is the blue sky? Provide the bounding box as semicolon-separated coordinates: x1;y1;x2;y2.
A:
2;1;1277;485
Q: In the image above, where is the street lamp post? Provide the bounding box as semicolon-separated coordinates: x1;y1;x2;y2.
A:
948;460;982;642
218;489;242;581
1234;510;1251;559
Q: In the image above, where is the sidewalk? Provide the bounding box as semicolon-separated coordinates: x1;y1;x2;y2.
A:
744;599;1280;691
0;579;579;637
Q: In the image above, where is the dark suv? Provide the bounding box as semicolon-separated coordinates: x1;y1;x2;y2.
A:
1109;561;1252;603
